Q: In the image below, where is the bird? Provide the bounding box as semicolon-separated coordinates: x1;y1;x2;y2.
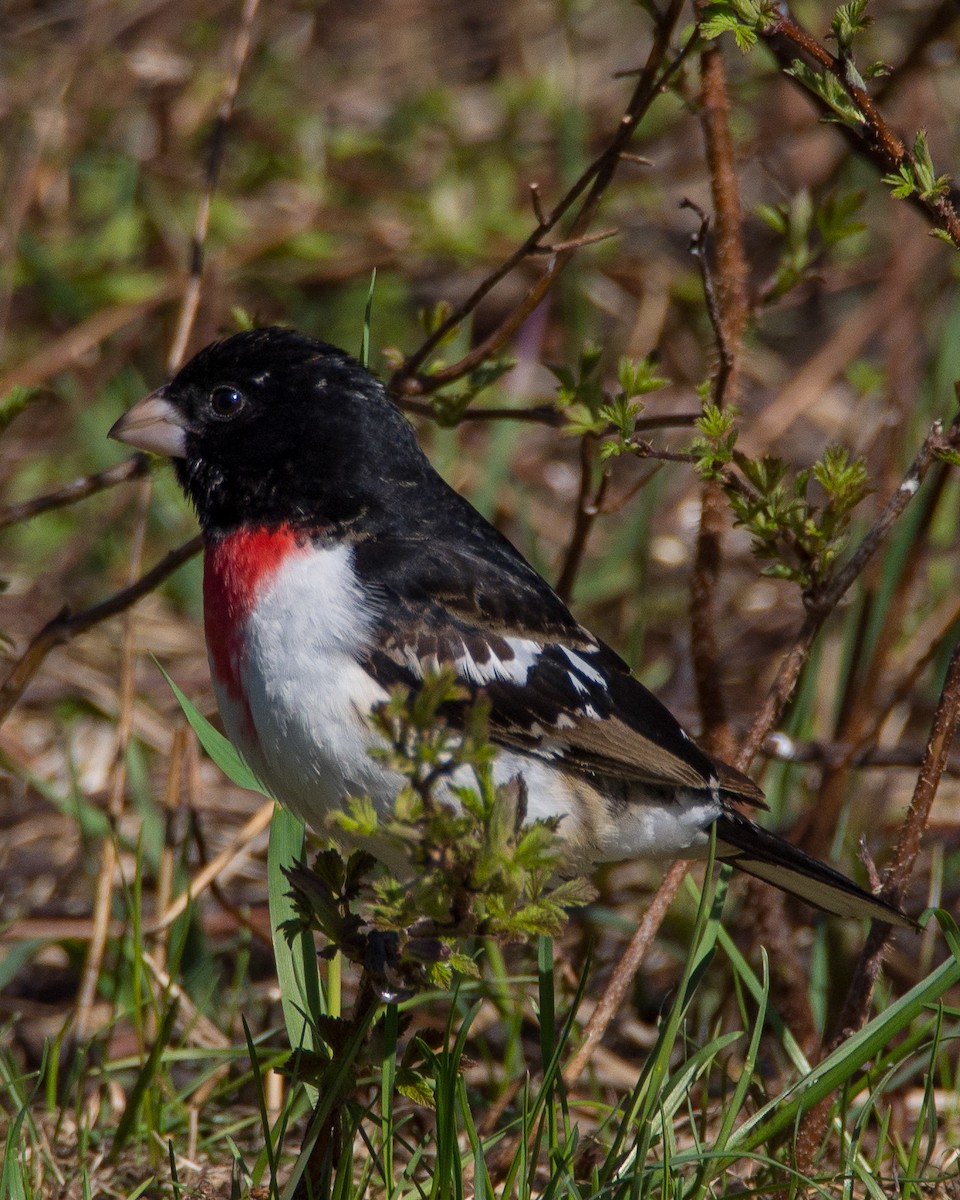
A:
109;325;909;927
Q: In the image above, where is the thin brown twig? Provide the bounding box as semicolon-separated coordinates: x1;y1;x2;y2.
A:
795;638;960;1172
0;535;202;728
528;227;620;256
681;200;733;402
596;463;662;516
847;597;960;764
73;477;151;1042
736;415;960;773
0;289;180;396
391;0;692;397
555;436;610;604
562;860;689;1085
399;397;700;432
0;454;151;530
761;10;960;250
166;0;262;371
761;733;960;777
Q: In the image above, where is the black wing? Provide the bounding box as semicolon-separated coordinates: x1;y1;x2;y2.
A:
351;531;763;806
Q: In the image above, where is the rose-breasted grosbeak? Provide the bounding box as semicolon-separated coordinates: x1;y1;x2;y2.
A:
110;326;908;926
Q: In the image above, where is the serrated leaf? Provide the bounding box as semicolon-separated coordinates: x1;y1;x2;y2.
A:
397;1069;435;1106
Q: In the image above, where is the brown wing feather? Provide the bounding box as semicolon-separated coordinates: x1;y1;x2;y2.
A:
366;602;765;808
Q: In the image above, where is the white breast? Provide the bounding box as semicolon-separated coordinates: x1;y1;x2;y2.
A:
212;542;395;828
210;542;721;868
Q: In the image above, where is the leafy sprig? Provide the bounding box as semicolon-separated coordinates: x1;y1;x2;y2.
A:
756;188;866;301
283;671;595;1001
699;0;776;52
883;131;950;204
690;406;871;592
549;345;669;456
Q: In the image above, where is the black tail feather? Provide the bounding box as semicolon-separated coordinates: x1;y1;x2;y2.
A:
715;811;915;928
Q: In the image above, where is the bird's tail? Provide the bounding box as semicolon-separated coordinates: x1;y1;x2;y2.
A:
715;810;914;928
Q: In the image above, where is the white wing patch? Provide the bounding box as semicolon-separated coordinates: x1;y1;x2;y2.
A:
453;635;542;685
560;645;607;693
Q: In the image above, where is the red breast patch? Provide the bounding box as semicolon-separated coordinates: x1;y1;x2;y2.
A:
203;525;304;707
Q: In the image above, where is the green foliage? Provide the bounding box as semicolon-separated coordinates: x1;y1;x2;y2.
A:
732;445;870;590
883;130;951;202
548;340;605;432
756;188;867;300
829;0;872;55
428;358;518;426
690;402;739;479
285;671;595;1002
698;0;774;51
691;409;871;591
548;346;669;456
270;674;596;1193
785;57;866;124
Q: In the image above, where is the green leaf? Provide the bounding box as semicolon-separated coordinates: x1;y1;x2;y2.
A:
830;0;871;52
727;917;960;1155
397;1068;434;1106
157;664;267;794
269;807;323;1080
0;385;40;437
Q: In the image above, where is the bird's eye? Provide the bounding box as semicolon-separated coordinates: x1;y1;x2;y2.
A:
209;385;245;419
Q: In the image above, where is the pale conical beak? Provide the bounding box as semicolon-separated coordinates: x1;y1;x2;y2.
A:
109;389;189;459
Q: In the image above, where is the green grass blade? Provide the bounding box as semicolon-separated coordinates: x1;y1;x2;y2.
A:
267;805;323;1055
360;268;377;366
157;664;267;793
109;999;179;1159
728;946;960;1154
242;1016;280;1200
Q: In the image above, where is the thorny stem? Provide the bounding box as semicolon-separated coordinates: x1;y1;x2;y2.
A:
763;10;960;250
684;200;734;754
736;415;960;773
685;27;748;755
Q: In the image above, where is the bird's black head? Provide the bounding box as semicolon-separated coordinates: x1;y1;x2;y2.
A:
110;326;434;537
